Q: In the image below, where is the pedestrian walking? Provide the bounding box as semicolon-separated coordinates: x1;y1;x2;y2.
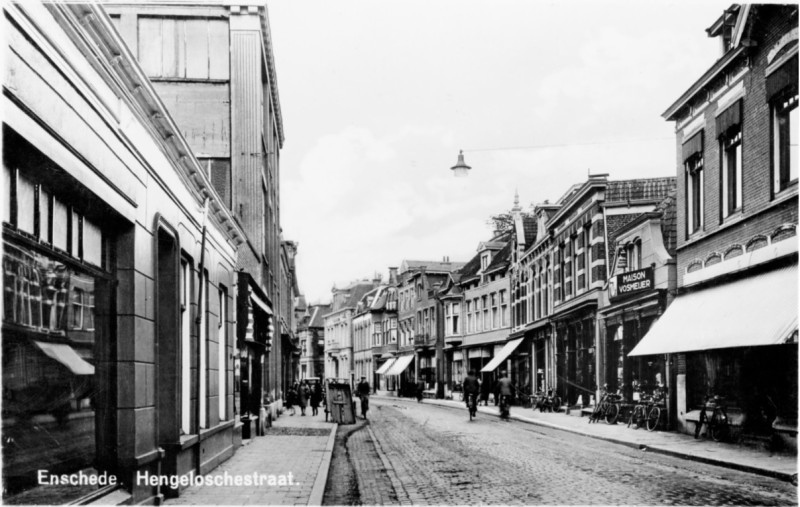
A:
299;380;310;416
356;376;371;419
492;376;500;406
480;374;491;406
286;384;297;416
310;382;322;416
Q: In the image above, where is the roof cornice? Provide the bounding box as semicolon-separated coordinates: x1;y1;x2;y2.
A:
50;2;246;247
662;47;746;121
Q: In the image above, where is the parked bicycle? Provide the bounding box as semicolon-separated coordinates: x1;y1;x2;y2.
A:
532;386;563;413
695;394;729;442
627;388;665;431
589;385;622;424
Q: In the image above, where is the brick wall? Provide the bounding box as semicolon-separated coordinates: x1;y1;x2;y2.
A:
671;6;799;286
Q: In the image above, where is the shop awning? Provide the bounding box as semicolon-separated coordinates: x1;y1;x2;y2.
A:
34;341;94;375
481;338;524;372
251;291;273;315
629;264;798;356
375;358;396;375
386;354;414;375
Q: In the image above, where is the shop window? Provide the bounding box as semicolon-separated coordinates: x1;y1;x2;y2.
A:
2;239;112;503
773;93;798;193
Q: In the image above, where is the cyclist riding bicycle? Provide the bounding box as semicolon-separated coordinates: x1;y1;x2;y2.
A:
462;370;480;417
497;371;514;420
356;376;371;420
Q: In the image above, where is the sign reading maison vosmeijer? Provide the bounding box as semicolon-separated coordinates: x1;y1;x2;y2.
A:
611;266;654;300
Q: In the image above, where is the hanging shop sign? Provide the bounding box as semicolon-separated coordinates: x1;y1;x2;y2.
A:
610;266;654;300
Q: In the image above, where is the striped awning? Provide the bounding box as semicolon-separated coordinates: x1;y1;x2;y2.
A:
375;358;396;375
481;338;524;372
386;354;414;376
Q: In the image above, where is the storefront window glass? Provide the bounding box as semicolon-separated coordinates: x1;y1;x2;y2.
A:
2;239;106;503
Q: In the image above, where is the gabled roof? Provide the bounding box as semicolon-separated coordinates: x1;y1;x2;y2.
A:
457;252;483;284
309;304;331;328
483;241;512;276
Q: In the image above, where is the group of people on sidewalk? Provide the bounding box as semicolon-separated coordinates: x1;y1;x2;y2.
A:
286;380;324;416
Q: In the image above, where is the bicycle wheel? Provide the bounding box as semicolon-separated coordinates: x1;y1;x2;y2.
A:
710;413;729;442
627;406;637;428
605;403;619;424
646;406;661;432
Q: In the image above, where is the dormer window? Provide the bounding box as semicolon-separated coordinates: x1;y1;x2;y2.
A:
481;252;491;271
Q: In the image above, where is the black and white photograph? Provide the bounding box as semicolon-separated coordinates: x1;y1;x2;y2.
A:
1;0;798;505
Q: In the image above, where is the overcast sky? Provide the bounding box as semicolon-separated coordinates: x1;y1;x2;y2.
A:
267;0;727;303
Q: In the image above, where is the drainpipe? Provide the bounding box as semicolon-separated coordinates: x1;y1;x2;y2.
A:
195;197;209;475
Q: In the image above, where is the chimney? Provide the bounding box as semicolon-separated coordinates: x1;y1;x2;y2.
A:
388;267;398;285
372;272;382;286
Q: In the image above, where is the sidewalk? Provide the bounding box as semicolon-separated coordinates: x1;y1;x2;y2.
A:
375;394;798;484
165;411;336;506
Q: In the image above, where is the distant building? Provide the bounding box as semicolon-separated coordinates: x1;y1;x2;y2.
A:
298;303;331;380
510;175;675;410
645;4;798;447
352;278;398;391
394;259;464;397
323;280;379;383
445;228;514;397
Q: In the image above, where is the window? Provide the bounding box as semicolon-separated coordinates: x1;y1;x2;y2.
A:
482;296;489;331
138;18;229;80
625;240;641;272
500;289;509;327
491;293;498;329
721;129;743;218
466;300;473;333
685;155;704;235
180;259;192;433
774;93;799;193
481;252;490;271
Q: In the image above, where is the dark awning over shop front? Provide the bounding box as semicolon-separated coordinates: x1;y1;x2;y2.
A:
629;264;798;356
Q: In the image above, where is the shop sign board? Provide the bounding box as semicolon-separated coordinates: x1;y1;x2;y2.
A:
610;266;654;300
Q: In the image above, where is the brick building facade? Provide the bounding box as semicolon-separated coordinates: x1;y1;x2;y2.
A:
634;4;798;449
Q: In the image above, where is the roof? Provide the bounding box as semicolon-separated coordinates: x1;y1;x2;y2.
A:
484;241;512;276
399;259;466;274
457;252;483;284
522;216;537;246
656;191;678;255
605;178;676;204
309;304;331;328
607;189;678;269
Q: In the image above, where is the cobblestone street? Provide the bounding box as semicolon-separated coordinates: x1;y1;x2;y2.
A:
326;398;797;505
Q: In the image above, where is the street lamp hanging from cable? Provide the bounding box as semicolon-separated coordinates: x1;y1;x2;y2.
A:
450;150;471;177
